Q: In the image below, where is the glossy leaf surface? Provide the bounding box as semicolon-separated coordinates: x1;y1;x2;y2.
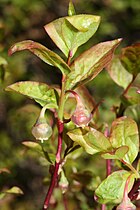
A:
5;186;23;194
8;40;71;75
5;81;58;107
66;38;122;89
110;117;139;164
67;127;112;155
107;56;132;89
44;15;100;57
95;170;134;204
120;43;140;76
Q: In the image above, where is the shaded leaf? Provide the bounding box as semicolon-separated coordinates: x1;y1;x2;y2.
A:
22;141;55;164
110;117;139;164
107;56;132;89
75;85;96;112
101;146;129;160
121;87;140;106
5;81;58;107
44;15;100;57
5;186;23;195
0;56;8;83
67;127;112;155
0;193;6;200
95;170;135;204
124;104;140;125
68;1;76;16
59;170;69;194
120;43;140;76
8;40;71;75
72;170;100;191
66;38;122;89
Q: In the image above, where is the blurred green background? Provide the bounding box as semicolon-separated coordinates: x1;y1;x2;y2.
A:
0;0;140;210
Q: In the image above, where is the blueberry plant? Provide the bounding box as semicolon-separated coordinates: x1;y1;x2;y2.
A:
5;1;140;210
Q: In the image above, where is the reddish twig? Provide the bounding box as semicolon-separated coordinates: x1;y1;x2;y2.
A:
43;119;64;210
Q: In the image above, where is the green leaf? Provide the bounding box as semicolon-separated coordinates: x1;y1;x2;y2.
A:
5;81;58;107
120;43;140;76
67;127;112;155
110;117;139;164
0;193;6;200
72;170;100;191
75;86;95;112
0;56;8;83
44;15;100;57
22;141;42;152
5;186;23;195
95;170;135;204
68;1;76;16
101;146;129;160
107;56;133;89
124;104;140;125
66;38;122;89
8;40;71;75
121;87;140;106
59;170;69;194
22;141;55;164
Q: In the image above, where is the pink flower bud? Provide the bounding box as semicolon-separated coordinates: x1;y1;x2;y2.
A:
71;103;92;127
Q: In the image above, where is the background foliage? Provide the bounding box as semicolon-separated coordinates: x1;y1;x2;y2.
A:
0;0;140;210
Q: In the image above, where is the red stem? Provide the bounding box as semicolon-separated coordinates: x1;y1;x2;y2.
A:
101;204;106;210
63;194;69;210
104;127;111;177
43;119;64;210
123;175;132;202
106;159;111;177
122;75;136;96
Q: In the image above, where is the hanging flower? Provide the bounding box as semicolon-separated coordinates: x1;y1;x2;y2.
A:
67;90;92;127
32;105;52;142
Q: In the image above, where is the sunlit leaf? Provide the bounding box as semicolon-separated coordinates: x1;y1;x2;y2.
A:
107;56;132;89
66;38;122;89
67;127;112;155
110;117;139;164
5;186;23;195
120;43;140;76
67;128;96;155
8;40;71;75
95;170;135;204
22;141;42;152
101;146;129;160
0;168;11;174
68;1;76;16
5;81;58;107
44;15;100;57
